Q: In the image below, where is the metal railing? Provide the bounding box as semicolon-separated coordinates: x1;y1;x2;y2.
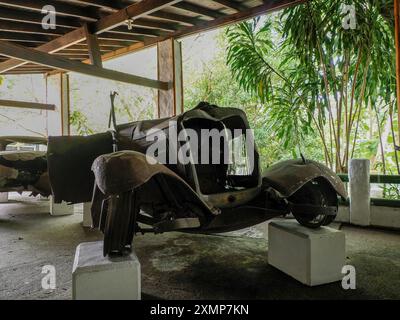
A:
338;174;400;207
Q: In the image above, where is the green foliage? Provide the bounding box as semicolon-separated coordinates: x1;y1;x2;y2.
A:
381;184;400;200
226;18;277;103
225;0;397;173
70;110;94;136
184;34;255;110
184;31;324;170
69;74;156;135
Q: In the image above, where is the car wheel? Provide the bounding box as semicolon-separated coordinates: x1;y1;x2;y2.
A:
288;177;338;228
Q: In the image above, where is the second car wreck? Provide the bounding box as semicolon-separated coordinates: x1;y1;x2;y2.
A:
0;102;347;256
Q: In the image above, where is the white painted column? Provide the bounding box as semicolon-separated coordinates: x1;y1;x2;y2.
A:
50;196;74;216
349;159;371;226
82;202;93;228
0;193;8;203
46;73;70;136
47;74;73;216
60;73;71;136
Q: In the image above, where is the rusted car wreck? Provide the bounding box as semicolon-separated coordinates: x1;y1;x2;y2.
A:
0;102;347;256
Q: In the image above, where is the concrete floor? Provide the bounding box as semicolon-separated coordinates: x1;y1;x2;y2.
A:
1;194;400;300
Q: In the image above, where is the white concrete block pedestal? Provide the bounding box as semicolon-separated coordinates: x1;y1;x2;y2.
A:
268;220;345;286
72;241;141;300
50;196;75;216
82;202;93;228
0;192;8;203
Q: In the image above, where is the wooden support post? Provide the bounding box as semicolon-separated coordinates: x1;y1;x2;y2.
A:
60;73;70;136
157;38;183;118
46;74;62;136
395;0;400;143
84;24;103;68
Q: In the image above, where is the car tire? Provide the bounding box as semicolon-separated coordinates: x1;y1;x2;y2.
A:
289;177;338;228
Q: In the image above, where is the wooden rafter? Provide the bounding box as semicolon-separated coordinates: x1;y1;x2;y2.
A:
92;0;182;32
0;28;87;73
0;32;51;43
212;0;247;12
0;0;183;74
0;0;305;76
84;24;102;67
132;19;179;32
0;40;169;90
0;99;55;111
149;10;202;26
0;20;68;36
0;0;98;21
163;0;306;41
94;0;305;63
0;6;81;28
173;2;224;19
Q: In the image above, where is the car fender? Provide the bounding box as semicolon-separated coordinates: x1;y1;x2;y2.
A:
263;159;347;199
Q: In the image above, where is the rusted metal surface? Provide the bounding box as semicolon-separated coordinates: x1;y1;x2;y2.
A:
84;103;345;255
263;159;348;199
0;102;346;256
0;151;50;196
47;132;114;204
0;136;47;151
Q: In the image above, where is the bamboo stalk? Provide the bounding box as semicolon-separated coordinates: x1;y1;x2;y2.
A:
394;0;400;143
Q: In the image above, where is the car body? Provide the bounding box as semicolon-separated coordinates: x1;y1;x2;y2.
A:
0;103;347;256
46;102;347;256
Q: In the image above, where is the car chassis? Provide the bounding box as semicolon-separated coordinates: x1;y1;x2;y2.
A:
0;102;347;256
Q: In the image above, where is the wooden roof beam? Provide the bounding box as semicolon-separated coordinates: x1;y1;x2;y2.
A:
0;31;52;43
93;0;183;32
146;0;306;44
97;33;145;42
0;99;55;111
66;0;124;12
0;28;87;73
0;6;82;28
112;25;167;37
0;0;98;21
84;24;102;67
173;2;224;19
149;10;202;25
97;0;305;63
0;0;183;73
0;40;169;90
211;0;247;12
0;20;68;36
132;18;179;32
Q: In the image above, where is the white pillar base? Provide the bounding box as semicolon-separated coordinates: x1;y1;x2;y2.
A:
38;194;49;201
72;241;141;300
268;220;346;286
50;196;74;216
336;205;350;223
349;159;371;226
0;192;8;203
82;202;93;228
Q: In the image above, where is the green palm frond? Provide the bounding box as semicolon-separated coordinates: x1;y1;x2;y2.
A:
226;19;278;103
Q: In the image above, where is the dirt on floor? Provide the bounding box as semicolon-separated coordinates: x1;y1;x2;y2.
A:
1;194;400;300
